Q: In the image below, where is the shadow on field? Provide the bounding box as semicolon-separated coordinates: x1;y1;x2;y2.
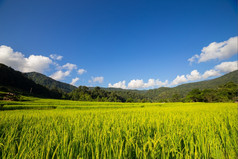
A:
0;105;57;111
0;104;147;111
60;106;145;109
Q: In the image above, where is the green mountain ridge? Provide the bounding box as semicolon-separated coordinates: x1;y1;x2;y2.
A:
25;72;144;93
0;63;61;98
0;63;237;101
25;72;77;93
25;69;238;97
146;70;238;99
28;68;237;101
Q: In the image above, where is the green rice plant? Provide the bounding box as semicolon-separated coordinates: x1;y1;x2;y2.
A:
0;101;237;158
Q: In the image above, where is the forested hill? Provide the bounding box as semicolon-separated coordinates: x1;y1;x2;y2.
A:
176;70;238;90
25;72;77;93
146;70;238;99
0;63;61;98
22;64;238;98
0;62;237;102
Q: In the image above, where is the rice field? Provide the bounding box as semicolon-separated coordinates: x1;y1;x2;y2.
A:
0;98;237;158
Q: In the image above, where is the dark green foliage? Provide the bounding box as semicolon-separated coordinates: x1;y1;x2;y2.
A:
69;86;126;102
68;85;149;102
69;82;238;103
126;98;134;103
0;63;61;98
186;89;203;102
1;63;237;103
184;82;238;102
171;93;183;102
145;70;238;102
201;89;218;102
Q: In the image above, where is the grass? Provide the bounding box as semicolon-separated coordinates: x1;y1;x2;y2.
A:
0;97;237;158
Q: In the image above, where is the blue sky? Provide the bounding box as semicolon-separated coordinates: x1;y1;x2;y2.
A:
0;0;237;89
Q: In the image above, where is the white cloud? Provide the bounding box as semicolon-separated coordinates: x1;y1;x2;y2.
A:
170;75;187;86
186;70;201;81
50;70;71;80
77;69;87;75
50;62;77;80
108;80;127;89
170;64;236;86
188;54;199;64
202;69;221;79
143;79;168;88
0;45;52;73
24;55;53;73
62;63;77;71
50;54;63;60
143;79;156;88
171;70;202;86
0;45;89;83
127;79;144;89
188;36;238;63
89;76;104;83
215;61;238;73
108;78;168;89
70;77;79;86
110;61;237;89
114;61;236;89
155;79;169;87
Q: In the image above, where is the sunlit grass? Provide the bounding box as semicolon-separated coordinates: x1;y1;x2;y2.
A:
0;98;237;158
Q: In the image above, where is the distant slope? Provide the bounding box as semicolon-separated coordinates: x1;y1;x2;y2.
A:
175;70;238;90
25;70;238;98
147;70;238;99
25;72;77;93
0;63;61;98
1;62;237;101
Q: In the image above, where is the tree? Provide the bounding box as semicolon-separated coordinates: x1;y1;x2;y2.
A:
186;89;202;102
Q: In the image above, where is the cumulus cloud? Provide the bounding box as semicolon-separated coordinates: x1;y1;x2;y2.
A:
171;70;207;86
50;63;77;80
0;45;89;84
50;70;70;80
108;78;168;89
188;36;238;63
89;76;104;83
154;79;169;87
62;63;77;71
170;64;237;86
170;75;187;86
127;79;168;89
50;54;63;60
70;77;79;86
110;61;237;89
215;61;238;73
0;45;52;73
143;79;158;88
127;79;144;89
188;54;199;64
202;69;221;79
77;69;87;75
23;55;52;73
186;70;201;81
108;60;237;89
108;80;127;89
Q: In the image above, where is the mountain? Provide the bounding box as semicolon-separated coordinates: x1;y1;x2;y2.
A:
25;72;77;93
25;72;144;93
176;70;238;89
24;69;238;100
1;62;237;101
0;63;61;98
146;70;238;100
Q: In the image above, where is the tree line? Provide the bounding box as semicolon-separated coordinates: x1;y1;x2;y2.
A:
61;82;238;103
